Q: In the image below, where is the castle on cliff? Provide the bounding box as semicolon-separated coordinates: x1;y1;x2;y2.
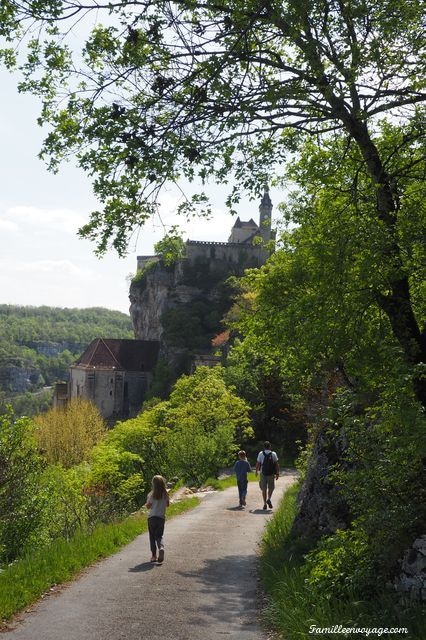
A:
136;189;274;273
59;191;275;424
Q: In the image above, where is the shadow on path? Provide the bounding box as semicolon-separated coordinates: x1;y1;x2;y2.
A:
248;508;273;514
176;554;259;630
128;562;157;573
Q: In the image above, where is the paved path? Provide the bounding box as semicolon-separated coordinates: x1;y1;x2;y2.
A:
6;472;297;640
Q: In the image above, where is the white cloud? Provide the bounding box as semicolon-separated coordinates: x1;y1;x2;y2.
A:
0;219;18;232
11;259;94;278
4;205;87;234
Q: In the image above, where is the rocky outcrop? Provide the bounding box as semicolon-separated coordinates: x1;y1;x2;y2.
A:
129;259;232;350
293;423;351;538
25;341;84;356
0;365;43;393
129;261;183;341
394;535;426;602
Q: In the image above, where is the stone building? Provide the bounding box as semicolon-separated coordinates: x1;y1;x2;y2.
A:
69;338;159;423
136;189;274;274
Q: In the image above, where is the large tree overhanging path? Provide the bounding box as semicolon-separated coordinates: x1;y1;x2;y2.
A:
4;475;297;640
1;0;425;404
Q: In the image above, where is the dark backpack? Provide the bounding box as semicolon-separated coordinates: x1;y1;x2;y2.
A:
261;451;275;476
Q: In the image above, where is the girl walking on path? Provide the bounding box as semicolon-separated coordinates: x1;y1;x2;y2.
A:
145;475;170;562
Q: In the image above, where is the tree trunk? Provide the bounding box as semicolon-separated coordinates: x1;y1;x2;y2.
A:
324;98;425;406
350;123;425;407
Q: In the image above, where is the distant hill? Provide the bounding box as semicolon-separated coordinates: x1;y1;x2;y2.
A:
0;305;133;416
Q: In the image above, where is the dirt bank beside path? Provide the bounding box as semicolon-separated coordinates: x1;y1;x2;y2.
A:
6;471;297;640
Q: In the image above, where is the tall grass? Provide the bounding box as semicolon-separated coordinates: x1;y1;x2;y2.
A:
0;497;198;624
260;484;425;639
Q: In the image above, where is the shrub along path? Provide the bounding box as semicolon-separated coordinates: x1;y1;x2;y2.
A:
5;472;297;640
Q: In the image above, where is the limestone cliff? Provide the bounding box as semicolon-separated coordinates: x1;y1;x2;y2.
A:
129;260;183;341
129;257;233;363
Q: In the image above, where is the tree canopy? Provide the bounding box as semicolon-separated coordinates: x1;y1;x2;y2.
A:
2;1;424;247
1;0;425;403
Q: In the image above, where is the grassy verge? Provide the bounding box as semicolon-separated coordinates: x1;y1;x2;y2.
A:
0;497;198;625
260;484;425;639
203;471;258;490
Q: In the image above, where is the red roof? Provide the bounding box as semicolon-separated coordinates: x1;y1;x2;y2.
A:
211;330;230;347
75;338;160;372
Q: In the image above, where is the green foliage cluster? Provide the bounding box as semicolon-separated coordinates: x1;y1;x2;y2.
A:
0;388;53;418
0;305;133;344
130;259;157;285
162;297;227;351
224;340;306;455
0;367;252;568
303;389;426;598
90;366;253;511
154;232;186;266
0;409;47;562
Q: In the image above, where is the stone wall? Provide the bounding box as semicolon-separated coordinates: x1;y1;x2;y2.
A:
69;365;150;422
186;240;265;270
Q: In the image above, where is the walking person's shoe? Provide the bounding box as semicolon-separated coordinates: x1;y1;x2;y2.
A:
150;556;157;562
263;503;267;510
158;548;165;563
242;498;246;506
267;499;273;509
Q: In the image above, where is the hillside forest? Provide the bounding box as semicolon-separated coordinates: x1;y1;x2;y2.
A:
0;305;133;416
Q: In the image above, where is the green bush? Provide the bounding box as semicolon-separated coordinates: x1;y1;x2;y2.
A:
36;464;91;544
327;389;426;586
0;409;46;563
164;366;253;483
260;482;426;639
88;444;146;519
86;366;253;503
154;232;185;266
303;526;375;597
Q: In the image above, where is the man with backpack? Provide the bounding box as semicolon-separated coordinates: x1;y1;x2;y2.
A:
255;441;280;510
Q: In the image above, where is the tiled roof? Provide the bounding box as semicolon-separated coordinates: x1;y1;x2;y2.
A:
75;338;160;372
232;217;258;229
211;330;230;347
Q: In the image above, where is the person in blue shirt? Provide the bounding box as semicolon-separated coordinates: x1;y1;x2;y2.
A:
233;450;252;507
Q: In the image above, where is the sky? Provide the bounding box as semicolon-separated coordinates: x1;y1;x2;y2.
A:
0;68;280;315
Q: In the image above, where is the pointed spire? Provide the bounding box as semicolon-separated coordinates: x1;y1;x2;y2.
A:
261;186;272;208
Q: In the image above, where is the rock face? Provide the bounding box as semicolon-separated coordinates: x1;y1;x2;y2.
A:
129;261;183;341
129;258;234;358
394;535;426;602
293;423;351;538
0;365;43;393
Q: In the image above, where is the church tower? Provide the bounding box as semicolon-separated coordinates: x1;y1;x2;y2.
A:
259;188;272;244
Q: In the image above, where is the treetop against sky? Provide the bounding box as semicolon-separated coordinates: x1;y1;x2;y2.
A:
1;0;424;252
